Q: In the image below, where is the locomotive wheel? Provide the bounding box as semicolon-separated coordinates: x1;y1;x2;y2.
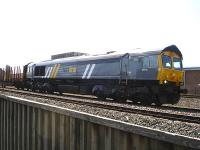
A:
31;88;35;92
154;95;163;106
114;97;127;103
141;100;152;105
92;85;106;100
44;83;54;94
169;93;180;105
93;88;106;100
112;92;127;103
154;100;162;106
57;89;63;95
140;95;152;105
94;90;106;100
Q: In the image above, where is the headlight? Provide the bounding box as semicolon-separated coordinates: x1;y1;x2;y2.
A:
164;80;168;84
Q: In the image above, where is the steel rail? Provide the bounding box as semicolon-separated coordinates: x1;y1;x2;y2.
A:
1;87;200;124
181;94;200;99
4;86;200;113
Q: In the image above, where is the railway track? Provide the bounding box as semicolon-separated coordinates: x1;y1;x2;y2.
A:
181;94;200;99
0;87;200;124
5;86;200;112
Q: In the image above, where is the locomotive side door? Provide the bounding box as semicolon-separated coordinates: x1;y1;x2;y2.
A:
136;55;158;80
120;53;129;85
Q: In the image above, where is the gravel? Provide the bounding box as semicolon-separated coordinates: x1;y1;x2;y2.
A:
174;97;200;109
0;91;200;139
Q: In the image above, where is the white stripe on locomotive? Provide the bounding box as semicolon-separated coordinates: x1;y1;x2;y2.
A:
48;67;53;78
45;67;51;78
82;64;90;79
87;64;95;79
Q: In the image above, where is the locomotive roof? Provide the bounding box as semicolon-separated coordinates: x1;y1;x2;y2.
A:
162;45;182;59
34;50;160;66
35;53;124;66
34;45;182;66
129;45;182;58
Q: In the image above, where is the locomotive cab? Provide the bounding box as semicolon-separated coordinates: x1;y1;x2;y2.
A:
157;45;184;86
156;45;184;105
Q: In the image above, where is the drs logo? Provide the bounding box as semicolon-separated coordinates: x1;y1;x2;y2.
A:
68;67;76;73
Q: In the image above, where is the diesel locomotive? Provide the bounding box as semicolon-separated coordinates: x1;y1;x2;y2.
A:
15;45;185;105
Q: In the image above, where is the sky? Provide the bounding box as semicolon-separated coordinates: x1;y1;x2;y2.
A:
0;0;200;68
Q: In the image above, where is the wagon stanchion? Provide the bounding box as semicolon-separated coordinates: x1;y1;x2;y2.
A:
9;67;12;83
2;68;6;88
16;66;19;80
0;68;2;87
10;67;12;82
19;66;22;80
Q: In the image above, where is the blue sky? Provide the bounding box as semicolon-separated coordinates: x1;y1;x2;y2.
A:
0;0;200;68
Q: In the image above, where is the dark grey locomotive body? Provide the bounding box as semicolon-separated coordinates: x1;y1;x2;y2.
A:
22;51;161;104
28;51;160;80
